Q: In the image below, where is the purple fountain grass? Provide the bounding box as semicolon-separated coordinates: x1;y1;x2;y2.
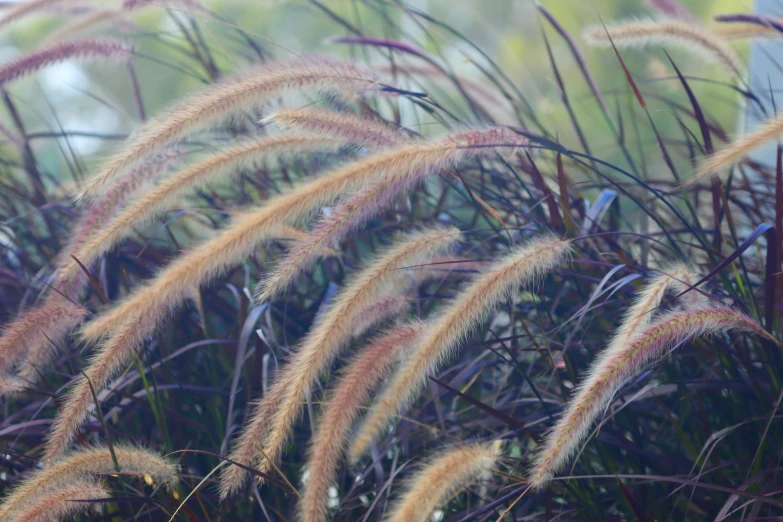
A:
0;39;131;86
256;127;528;302
299;322;424;522
384;441;502;522
0;374;26;396
0;154;178;387
220;227;461;498
691;112;783;185
346;295;411;338
0;0;68;31
6;478;108;522
66;134;347;286
43;9;133;45
583;18;741;75
54;151;180;298
263;107;408;147
75;56;385;203
0;296;87;378
78;126;526;345
0;444;177;518
349;236;570;460
529;304;775;488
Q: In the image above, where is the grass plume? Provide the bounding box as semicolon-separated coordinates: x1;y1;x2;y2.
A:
384;441;502;522
0;444;176;519
76;57;383;202
529;304;774;488
256;127;528;302
299;321;424;522
0;0;67;31
6;478;108;522
264;107;408;147
67;134;347;279
0;39;131;86
0;297;87;377
220;227;461;498
692;112;783;185
43;9;132;44
349;236;570;460
583;18;741;74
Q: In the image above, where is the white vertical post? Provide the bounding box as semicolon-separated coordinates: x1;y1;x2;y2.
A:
744;0;783;165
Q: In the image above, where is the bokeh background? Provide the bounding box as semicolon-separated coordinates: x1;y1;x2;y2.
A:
0;0;758;178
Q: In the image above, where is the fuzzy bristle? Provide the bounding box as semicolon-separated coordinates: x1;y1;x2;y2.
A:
6;477;108;522
256;126;528;302
67;134;347;282
529;304;772;488
384;441;501;522
349;236;570;460
264;107;408;147
0;39;131;86
220;227;461;498
299;322;424;522
690;112;783;185
583;18;741;74
75;57;383;203
0;444;176;519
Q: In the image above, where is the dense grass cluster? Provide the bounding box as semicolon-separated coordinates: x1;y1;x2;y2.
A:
0;0;781;520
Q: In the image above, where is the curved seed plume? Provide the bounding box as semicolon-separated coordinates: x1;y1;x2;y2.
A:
583;18;741;74
43;9;132;44
691;112;783;185
0;155;177;386
385;441;502;522
0;0;67;31
300;322;424;522
0;374;26;396
49;127;509;461
55;151;181;298
615;263;706;345
264;107;408;147
257;127;528;302
529;304;774;489
67;135;347;280
346;295;411;338
713;21;783;39
76;57;382;202
220;227;461;498
0;297;87;376
7;477;108;522
349;236;570;460
79;126;520;345
0;39;131;86
0;444;176;519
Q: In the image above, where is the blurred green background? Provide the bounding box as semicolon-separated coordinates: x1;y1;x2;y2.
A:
0;0;755;182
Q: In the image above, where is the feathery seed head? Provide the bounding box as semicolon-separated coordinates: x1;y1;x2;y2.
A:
0;297;87;376
264;107;408;147
298;322;425;522
0;0;68;31
1;444;176;519
583;18;741;74
5;478;108;522
0;39;131;86
76;56;384;203
221;227;461;498
529;304;772;489
349;236;570;460
384;442;501;522
68;134;347;280
690;112;783;185
256;126;528;302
